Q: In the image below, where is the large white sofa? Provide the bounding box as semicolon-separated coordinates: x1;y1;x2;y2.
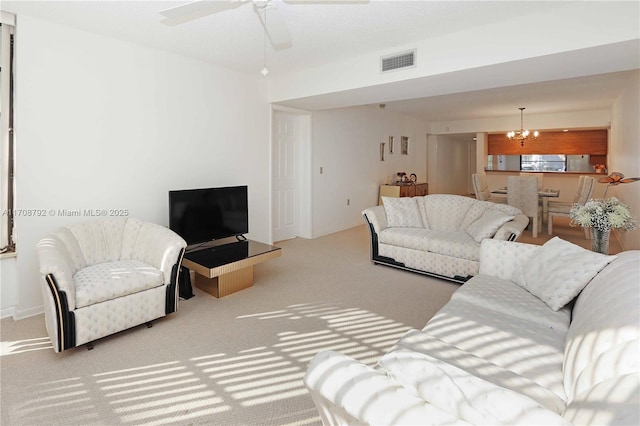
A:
304;238;639;425
36;218;187;352
363;194;529;283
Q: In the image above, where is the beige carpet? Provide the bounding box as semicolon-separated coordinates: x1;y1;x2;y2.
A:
1;225;459;426
0;219;613;425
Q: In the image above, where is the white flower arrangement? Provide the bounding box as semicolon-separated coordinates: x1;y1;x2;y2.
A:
570;197;639;232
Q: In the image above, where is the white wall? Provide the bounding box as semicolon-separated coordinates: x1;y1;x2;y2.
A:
3;15;270;318
310;106;428;237
610;71;640;250
428;134;474;195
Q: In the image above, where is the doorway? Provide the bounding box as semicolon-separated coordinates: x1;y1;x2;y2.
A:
271;108;311;242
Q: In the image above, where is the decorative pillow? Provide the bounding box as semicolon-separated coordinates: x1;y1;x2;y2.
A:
466;209;514;243
382;197;423;228
512;237;617;311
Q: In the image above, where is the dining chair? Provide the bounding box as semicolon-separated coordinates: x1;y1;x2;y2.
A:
508;176;542;238
548;175;595;238
519;172;544;190
472;173;506;204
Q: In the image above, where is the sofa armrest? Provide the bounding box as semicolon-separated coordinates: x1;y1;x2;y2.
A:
36;235;78;310
126;220;187;284
304;350;470;426
493;214;529;241
479;239;539;280
362;205;388;234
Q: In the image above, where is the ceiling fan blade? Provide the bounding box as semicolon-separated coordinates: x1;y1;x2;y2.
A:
160;0;247;26
255;4;292;50
283;0;369;4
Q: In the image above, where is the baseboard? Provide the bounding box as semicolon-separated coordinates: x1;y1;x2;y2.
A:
0;306;15;319
3;304;44;320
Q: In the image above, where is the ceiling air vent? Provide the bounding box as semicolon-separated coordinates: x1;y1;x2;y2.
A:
381;50;416;73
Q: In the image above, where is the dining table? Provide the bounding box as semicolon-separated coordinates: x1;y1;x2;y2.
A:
491;187;560;223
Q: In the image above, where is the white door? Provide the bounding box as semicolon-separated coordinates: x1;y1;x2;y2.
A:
272;111;299;242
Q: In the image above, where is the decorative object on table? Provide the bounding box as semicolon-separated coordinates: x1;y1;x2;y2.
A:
570;197;639;254
401;136;409;155
380;142;385;161
506;107;539;147
594;163;607;174
598;171;640;197
396;172;406;183
410;173;417;183
389;136;394;154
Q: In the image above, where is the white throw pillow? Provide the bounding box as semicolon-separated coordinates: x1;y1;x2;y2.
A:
466;209;514;243
512;237;617;311
382;197;423;228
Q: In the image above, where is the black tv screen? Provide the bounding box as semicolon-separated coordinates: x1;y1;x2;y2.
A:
169;186;248;245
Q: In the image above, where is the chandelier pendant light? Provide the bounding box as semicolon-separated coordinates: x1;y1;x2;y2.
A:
507;107;539;147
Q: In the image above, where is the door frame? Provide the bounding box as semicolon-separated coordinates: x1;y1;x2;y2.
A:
270;105;312;242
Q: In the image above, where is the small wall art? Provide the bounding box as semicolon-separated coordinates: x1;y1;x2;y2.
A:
380;142;385;161
401;136;409;155
389;136;394;154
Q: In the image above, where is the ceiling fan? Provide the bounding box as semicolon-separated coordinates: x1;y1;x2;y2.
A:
160;0;368;50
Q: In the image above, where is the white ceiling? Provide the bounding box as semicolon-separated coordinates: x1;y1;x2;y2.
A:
379;70;636;122
2;0;639;122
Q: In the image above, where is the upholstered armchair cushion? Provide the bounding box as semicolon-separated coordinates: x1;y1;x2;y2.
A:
74;259;164;308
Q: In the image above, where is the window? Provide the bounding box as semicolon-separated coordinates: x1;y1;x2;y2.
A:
1;14;15;254
521;155;566;172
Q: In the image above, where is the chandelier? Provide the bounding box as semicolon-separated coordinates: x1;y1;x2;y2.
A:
507;107;539;147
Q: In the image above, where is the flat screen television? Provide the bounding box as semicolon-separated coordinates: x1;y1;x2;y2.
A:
169;186;248;246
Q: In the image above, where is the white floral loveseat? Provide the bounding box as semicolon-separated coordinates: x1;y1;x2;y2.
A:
304;237;640;425
36;218;187;352
363;194;529;283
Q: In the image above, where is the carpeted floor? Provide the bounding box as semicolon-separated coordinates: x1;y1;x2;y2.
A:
0;218;616;425
1;225;458;426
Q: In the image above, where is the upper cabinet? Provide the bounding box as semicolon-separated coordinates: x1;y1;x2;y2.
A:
488;129;607;155
487;129;608;172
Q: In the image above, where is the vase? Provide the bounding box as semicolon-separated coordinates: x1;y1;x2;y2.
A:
591;228;610;255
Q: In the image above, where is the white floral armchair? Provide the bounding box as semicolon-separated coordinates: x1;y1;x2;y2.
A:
36;218;186;352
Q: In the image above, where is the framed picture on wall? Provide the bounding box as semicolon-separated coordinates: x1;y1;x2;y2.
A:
401;136;409;155
380;142;385;161
389;136;394;154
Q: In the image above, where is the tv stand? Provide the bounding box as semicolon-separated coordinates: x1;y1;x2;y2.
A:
181;240;281;298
